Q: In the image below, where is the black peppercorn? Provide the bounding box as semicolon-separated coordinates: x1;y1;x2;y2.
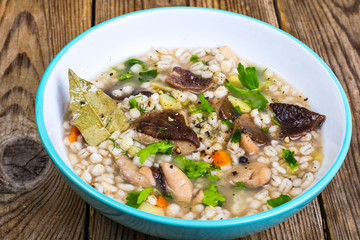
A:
239;156;248;164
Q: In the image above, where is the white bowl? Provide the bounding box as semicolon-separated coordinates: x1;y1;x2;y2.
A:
35;7;352;240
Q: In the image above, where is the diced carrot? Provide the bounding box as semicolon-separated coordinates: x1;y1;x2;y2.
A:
68;126;80;143
156;195;169;208
212;150;231;167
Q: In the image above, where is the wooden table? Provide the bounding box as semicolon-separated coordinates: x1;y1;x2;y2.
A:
0;0;359;239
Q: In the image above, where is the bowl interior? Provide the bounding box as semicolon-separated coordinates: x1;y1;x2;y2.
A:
37;8;350;222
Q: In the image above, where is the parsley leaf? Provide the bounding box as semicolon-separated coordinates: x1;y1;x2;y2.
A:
225;82;268;110
163;192;173;200
139;69;158;82
233;182;246;190
173;156;214;179
282;149;298;173
267;194;291;208
231;128;242;143
119;72;134;81
189;93;215;115
206;174;220;181
202;184;226;206
126;187;154;208
222;120;233;128
124;58;147;70
137;140;174;164
237;63;259;90
129;97;146;114
190;54;199;63
272;117;281;126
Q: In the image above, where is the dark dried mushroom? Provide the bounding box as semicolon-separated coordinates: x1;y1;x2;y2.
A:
270;103;325;139
133;110;200;147
211;95;235;120
165;66;213;92
151;167;167;195
106;87;153;101
233;114;269;145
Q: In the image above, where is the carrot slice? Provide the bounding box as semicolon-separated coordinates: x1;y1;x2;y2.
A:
212;150;231;167
68;126;80;143
156;195;169;208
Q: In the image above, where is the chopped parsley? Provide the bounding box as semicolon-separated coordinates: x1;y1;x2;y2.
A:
234;106;242;114
233;182;246;190
272;117;281;126
189;93;215;115
126;187;154;208
231;128;242;143
202;184;226;206
282;149;298;173
163;192;173;200
124;58;147;70
137;140;174;164
267;194;291;208
190;54;199;63
206;174;220;181
261;127;269;133
225;63;269;111
173;156;214;179
119;72;134;81
139;69;158;82
129;97;146;114
222;120;233;128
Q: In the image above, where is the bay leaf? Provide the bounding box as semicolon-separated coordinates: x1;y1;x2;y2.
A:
68;69;129;146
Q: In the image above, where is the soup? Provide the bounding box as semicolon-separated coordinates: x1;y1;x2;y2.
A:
63;46;325;220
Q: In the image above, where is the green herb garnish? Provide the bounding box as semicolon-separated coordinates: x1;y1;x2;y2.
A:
190;54;199;63
222;120;233;128
267;194;291;208
119;72;134;81
282;149;298;173
189;93;215;115
261;127;269;133
126;187;154;208
109;138;123;151
231;128;242;143
137;140;174;164
237;63;259;90
139;69;158;82
163;192;173;200
173;156;214;179
202;184;226;206
124;58;147;70
129;97;146;114
206;174;220;182
271;117;281;126
234;182;246;190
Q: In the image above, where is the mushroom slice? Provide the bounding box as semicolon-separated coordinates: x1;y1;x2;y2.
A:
211;95;235;121
165;66;213;92
233;114;269;145
115;154;155;188
133;110;200;147
240;133;259;155
160;162;193;203
222;162;271;188
270;103;326;139
106;87;153;102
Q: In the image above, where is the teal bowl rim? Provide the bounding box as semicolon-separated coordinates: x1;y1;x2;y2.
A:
35;7;352;229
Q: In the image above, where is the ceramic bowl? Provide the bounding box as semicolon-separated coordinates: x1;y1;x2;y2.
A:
35;7;352;240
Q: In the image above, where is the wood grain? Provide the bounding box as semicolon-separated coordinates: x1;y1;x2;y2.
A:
0;0;92;239
277;0;360;239
91;1;325;239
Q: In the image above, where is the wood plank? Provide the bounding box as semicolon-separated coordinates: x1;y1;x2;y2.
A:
276;0;360;239
0;0;92;239
90;1;325;239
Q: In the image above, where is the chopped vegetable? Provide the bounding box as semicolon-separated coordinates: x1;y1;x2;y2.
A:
190;54;199;63
156;195;169;208
139;69;158;82
234;182;246;190
137;140;174;164
129;97;147;114
138;202;165;216
124;58;147;70
119;72;134;81
206;174;220;181
267;194;291;208
237;63;259;90
109;138;123;151
163;192;173;200
126;187;154;208
202;184;226;206
231;128;242;143
173;156;214;179
222;120;233;128
127;145;141;157
228;95;251;113
261;127;269;133
282;149;298;173
159;94;181;110
226;82;268;111
272;117;281;126
68;126;80;143
189;93;215;115
212;150;231;167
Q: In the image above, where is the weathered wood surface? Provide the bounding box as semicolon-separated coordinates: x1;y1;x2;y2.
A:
0;0;358;239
